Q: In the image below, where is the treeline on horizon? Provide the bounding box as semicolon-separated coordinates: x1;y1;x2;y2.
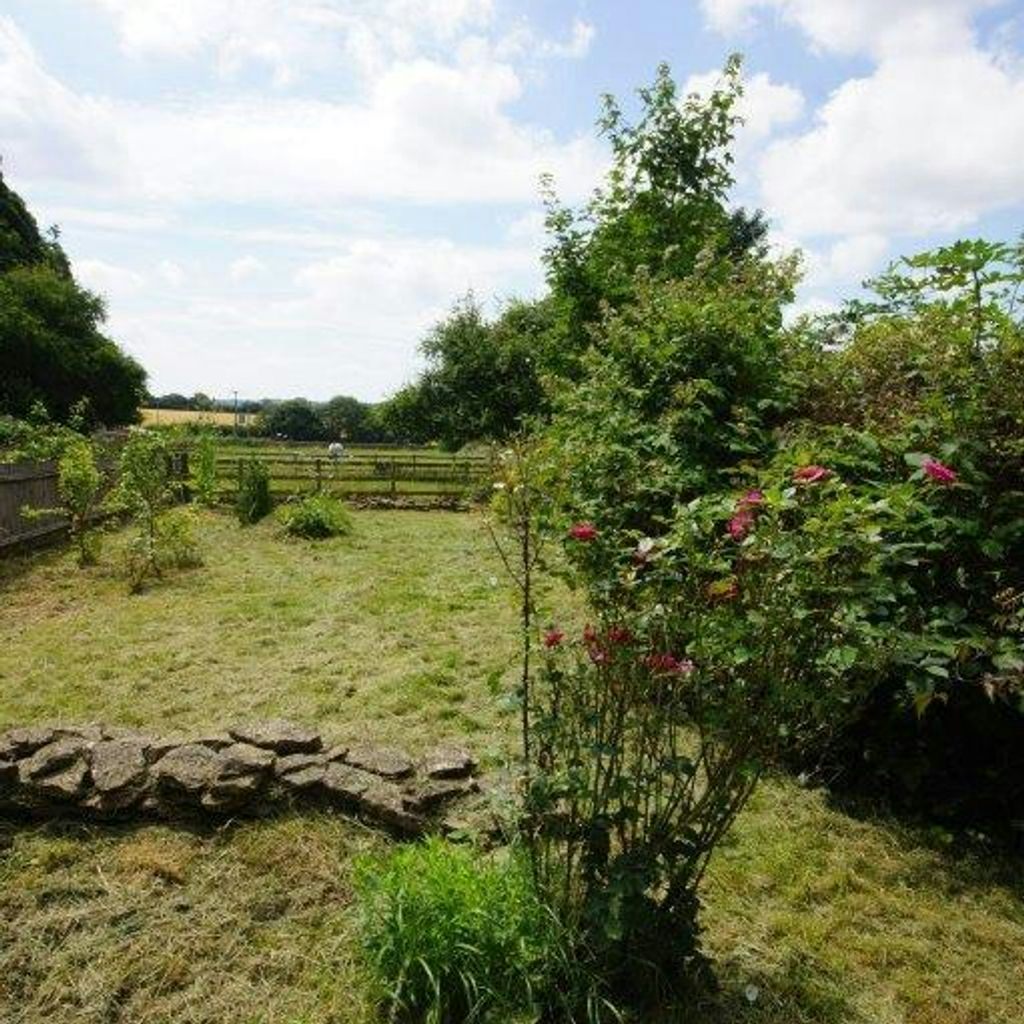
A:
144;392;408;444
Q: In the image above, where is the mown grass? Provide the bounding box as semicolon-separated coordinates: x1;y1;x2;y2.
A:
2;511;1023;1024
0;510;521;757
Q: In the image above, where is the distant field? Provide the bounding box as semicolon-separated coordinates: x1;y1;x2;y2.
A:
140;408;258;427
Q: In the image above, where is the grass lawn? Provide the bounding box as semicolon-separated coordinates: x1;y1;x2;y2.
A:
2;511;1022;1024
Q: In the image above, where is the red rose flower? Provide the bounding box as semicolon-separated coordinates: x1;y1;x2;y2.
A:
568;522;598;541
793;465;829;484
922;458;957;485
543;628;565;648
607;625;634;646
739;489;765;508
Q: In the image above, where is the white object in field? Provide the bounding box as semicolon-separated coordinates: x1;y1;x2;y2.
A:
328;442;345;460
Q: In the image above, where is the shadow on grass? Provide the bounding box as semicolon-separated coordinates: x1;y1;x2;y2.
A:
0;537;68;589
823;788;1024;898
660;955;866;1024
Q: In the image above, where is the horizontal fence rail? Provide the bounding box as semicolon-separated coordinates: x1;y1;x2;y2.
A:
215;450;494;497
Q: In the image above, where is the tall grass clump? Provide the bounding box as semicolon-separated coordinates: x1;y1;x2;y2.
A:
236;458;272;525
354;838;575;1024
278;493;352;539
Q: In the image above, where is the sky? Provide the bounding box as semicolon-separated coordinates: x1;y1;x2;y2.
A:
2;0;1024;402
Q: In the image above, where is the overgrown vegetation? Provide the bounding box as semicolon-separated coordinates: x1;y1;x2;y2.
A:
278;493;353;539
235;457;272;525
354;839;561;1023
3;513;1024;1024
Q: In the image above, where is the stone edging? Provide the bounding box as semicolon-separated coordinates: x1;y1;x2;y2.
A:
0;720;479;837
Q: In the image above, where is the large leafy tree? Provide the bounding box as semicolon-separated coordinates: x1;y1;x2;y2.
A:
542;56;768;361
258;398;328;441
384;59;768;447
379;295;552;449
0;170;145;425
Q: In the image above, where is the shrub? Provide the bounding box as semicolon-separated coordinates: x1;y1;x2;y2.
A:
154;506;203;569
114;429;201;592
236;458;272;525
354;839;565;1024
57;437;103;565
277;493;352;539
191;430;218;507
20;434;104;565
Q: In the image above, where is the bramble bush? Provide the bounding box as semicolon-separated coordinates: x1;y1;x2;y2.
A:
277;493;352;539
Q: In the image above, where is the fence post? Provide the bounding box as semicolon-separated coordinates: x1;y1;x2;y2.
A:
315;458;322;493
390;458;397;497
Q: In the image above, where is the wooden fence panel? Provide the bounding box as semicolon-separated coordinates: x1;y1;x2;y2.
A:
0;462;64;549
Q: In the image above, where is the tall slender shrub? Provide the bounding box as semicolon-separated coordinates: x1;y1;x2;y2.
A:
236;458;272;525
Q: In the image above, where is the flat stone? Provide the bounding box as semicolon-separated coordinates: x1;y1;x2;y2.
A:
91;740;148;795
344;745;414;780
228;720;322;755
280;765;327;790
402;779;477;815
360;783;425;836
273;752;326;778
323;744;349;763
19;738;90;781
420;745;477;780
194;733;234;752
144;736;190;764
55;724;105;744
80;787;143;814
207;771;262;804
221;743;275;776
154;744;224;794
2;726;57;759
322;763;375;803
32;761;90;800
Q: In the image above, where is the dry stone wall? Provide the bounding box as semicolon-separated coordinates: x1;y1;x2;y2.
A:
0;720;479;837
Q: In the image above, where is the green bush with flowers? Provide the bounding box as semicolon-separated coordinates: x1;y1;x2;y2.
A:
540;235;1024;839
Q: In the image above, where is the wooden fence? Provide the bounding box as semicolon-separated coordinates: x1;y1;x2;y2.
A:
0;461;64;550
0;447;492;553
216;450;493;497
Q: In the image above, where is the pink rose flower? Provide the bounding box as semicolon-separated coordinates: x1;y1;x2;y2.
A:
644;653;695;675
793;465;830;484
728;508;755;541
739;489;765;508
568;522;598;541
922;458;957;485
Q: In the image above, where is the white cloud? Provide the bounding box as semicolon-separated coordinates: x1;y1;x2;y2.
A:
0;19;602;207
758;46;1024;239
76;258;146;296
88;0;497;84
229;255;268;282
102;233;544;400
156;259;185;287
701;0;1003;58
539;19;596;60
684;68;804;147
700;0;1024;312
